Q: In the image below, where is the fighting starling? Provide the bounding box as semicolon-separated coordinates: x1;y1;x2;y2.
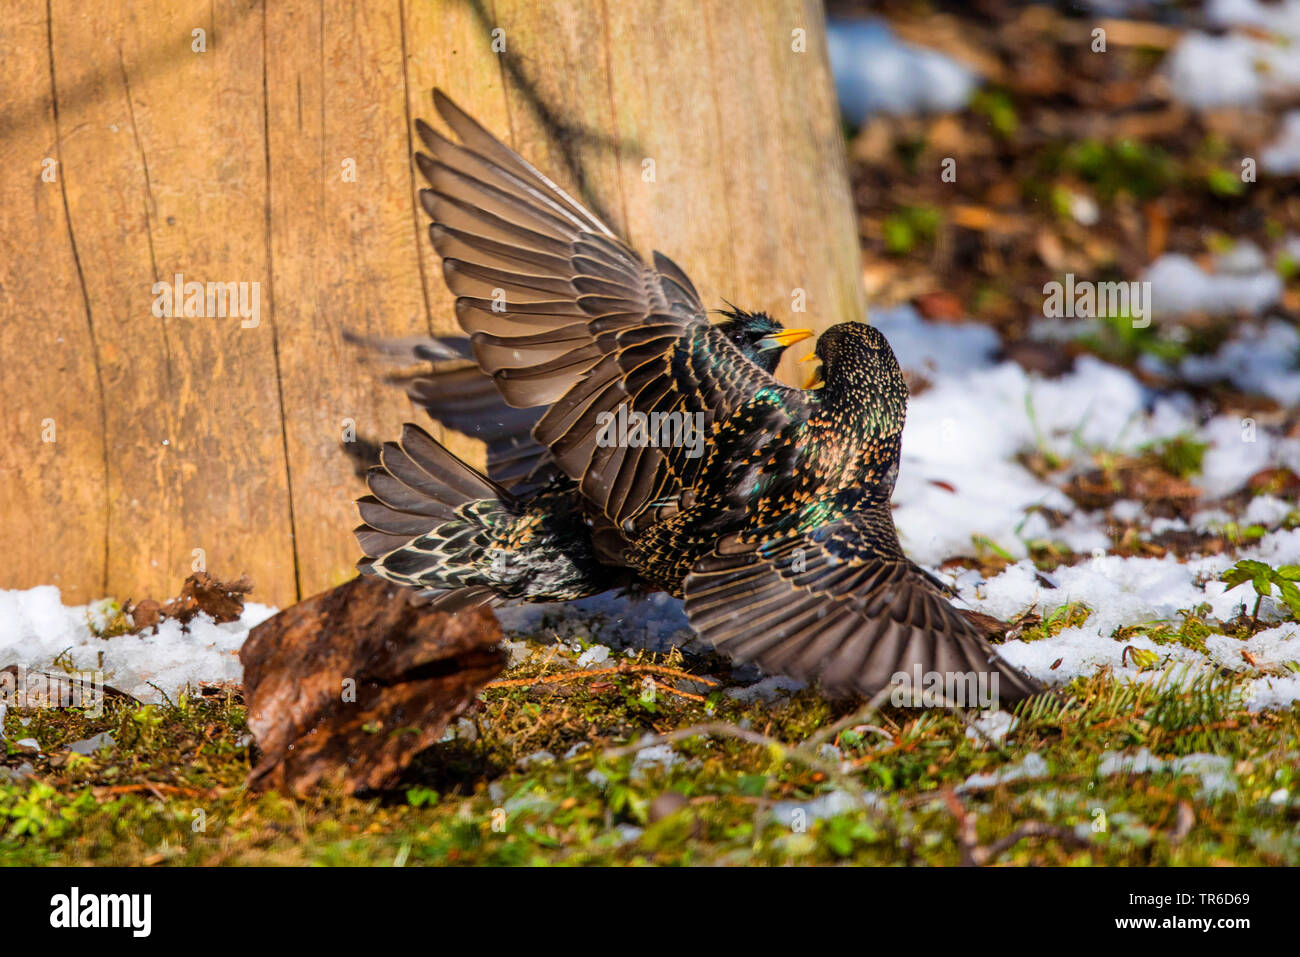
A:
392;306;810;490
357;91;1041;704
355;308;811;609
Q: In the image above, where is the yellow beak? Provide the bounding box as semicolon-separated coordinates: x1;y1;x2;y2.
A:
757;327;815;352
798;349;822;388
769;327;815;348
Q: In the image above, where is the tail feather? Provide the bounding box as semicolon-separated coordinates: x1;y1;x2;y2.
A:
356;423;614;607
356;496;443;536
356;424;515;602
365;469;461;518
353;526;417;559
391;423;511;503
405;368;550;486
425;586;500;612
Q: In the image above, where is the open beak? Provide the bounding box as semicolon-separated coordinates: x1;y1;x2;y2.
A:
757;327;814;351
795;348;823;388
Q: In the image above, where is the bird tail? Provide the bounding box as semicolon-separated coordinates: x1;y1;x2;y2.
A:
354;423;518;612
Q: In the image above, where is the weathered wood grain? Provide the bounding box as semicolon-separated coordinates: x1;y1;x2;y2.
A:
0;0;863;609
265;0;438;596
0;6;110;602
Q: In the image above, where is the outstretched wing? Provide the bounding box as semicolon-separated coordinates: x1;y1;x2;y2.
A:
683;506;1042;704
343;329;551;487
416;90;803;525
405;363;551;488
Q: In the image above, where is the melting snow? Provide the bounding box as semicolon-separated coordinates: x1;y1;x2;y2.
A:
1165;1;1300;108
1262;112;1300;175
1144;253;1282;318
0;585;275;703
827;19;977;121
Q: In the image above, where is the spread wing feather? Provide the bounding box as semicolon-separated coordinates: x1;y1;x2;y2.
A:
683;506;1042;703
417;90;803;526
342;329;552;487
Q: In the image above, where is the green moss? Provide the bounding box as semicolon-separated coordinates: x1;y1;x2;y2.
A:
1;642;1297;866
1141;434;1208;479
882;205;943;256
971;88;1019;139
1076;311;1187;365
1016;602;1092;642
1113;606;1220;655
1057;138;1177;202
85;599;133;639
1277;250;1298;283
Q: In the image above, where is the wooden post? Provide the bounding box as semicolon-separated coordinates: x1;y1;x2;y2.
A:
0;0;864;608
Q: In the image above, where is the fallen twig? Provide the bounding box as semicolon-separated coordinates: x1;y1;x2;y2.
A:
943;789;1088;865
600;720;867;799
93;782;218;800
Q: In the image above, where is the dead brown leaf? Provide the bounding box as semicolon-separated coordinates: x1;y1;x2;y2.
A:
241;576;505;796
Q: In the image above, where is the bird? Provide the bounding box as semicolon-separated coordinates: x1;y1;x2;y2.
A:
354;307;812;610
353;305;812;491
356;90;1041;704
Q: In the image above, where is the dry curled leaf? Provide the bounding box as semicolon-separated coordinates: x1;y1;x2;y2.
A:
241;575;505;796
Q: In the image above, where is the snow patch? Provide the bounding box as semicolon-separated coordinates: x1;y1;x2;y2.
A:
1166;0;1300;110
0;585;275;703
827;19;977;120
1263;112;1300;174
1144;253;1282;317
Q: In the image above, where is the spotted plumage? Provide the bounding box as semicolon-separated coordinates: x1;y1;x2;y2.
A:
355;90;1042;704
354;308;808;610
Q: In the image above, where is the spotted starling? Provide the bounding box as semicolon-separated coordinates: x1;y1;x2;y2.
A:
355;307;811;609
356;91;1041;703
394;307;810;490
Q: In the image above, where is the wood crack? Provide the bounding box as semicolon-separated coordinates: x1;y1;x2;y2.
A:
262;0;303;602
46;0;111;595
117;42;179;580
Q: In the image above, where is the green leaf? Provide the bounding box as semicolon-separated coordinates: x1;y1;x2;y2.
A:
1222;560;1271;590
1252;568;1275;598
1205;167;1245;197
1127;647;1159;671
1275;579;1300;618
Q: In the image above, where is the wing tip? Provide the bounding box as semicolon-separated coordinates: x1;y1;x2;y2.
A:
431;87;460;123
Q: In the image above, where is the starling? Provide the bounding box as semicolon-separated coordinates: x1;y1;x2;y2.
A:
354;308;811;610
394;306;810;490
357;90;1041;704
